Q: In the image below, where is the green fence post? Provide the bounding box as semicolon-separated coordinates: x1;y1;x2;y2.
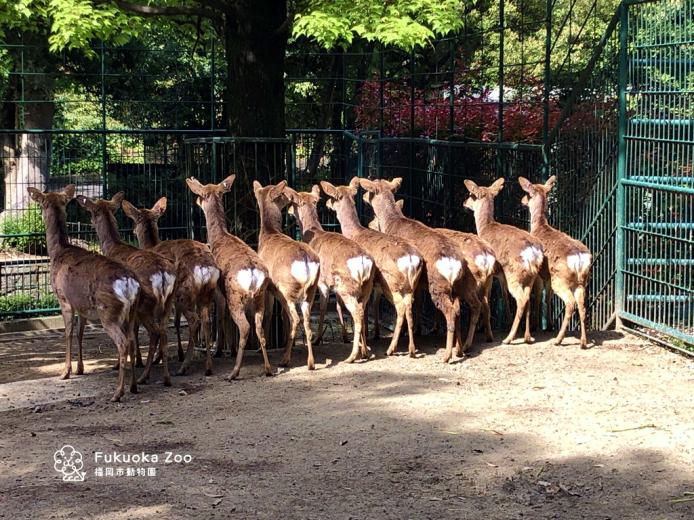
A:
542;0;552;181
615;3;628;328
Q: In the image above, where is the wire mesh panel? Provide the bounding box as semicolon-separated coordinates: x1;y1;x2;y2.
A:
0;130;199;318
548;9;622;331
620;0;694;346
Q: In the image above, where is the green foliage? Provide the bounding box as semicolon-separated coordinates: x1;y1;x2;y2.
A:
0;291;58;313
0;204;47;254
293;0;467;49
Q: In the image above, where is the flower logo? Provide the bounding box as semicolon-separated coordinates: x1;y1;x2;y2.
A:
53;445;86;482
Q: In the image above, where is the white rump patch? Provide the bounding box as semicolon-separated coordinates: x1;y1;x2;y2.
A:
291;260;320;285
435;257;463;284
193;265;220;288
396;254;420;273
567;252;592;272
113;277;140;322
346;255;374;283
163;272;176;300
236;268;266;292
474;253;496;274
150;272;176;303
520;246;544;273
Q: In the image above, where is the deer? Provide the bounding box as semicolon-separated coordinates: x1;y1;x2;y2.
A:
121;197;221;375
253;181;320;370
283;185;375;363
518;176;592;348
186;175;273;379
321;179;423;357
357;177;467;363
368;197;496;349
27;185;140;402
76;193;177;386
463;178;544;345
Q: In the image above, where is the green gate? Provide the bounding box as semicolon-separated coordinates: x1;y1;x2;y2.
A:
551;0;693;349
619;0;693;347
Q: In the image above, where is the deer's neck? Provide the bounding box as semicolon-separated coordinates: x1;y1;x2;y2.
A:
334;201;364;238
259;201;283;234
135;222;160;249
474;199;497;234
297;206;323;242
528;199;549;232
203;198;231;246
43;205;71;258
93;212;123;255
372;196;401;230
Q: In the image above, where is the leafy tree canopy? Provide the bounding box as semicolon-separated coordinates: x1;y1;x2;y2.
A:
292;0;468;49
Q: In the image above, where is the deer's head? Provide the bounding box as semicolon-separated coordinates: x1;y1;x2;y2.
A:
463;178;505;213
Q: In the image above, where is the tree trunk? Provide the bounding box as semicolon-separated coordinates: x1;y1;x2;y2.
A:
224;0;287;137
2;38;55;216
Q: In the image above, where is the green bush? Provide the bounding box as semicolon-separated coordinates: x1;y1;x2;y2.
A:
0;291;58;314
0;204;47;254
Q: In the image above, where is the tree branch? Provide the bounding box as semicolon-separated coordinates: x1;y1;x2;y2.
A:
104;0;222;21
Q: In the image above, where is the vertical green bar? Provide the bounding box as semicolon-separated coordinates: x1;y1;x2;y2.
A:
615;3;628;326
289;132;296;189
497;0;505;180
100;41;107;196
542;0;552;180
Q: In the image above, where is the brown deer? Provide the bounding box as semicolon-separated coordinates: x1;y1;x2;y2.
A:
368;198;494;349
284;185;375;363
76;193;177;386
463;178;544;345
518;176;592;348
121;197;221;375
186;175;273;379
253;181;320;370
358;177;466;363
321;179;423;357
384;200;513;333
27;185;140;402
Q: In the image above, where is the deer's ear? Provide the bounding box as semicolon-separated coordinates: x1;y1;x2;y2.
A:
110;192;125;208
270;181;288;201
518;177;534;194
220;174;236;192
395;199;405;211
63;184;76;199
388;177;403;192
252;180;263;193
187;177;207;196
320;180;339;198
358;178;378;192
490;177;505;196
325;198;334;211
310;185;321;202
121;200;139;220
521;195;529;206
151;197;167;217
463;179;479;194
362;191;374;205
76;195;95;210
348;176;360;191
27;187;44;202
545;175;557;192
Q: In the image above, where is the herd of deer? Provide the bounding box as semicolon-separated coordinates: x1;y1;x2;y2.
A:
27;173;592;402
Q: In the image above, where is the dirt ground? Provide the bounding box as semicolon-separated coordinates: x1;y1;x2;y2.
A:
0;325;692;520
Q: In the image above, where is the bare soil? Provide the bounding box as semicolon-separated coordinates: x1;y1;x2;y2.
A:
0;327;692;519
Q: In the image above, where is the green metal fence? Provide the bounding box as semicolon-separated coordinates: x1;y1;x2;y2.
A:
618;0;693;348
549;0;693;349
